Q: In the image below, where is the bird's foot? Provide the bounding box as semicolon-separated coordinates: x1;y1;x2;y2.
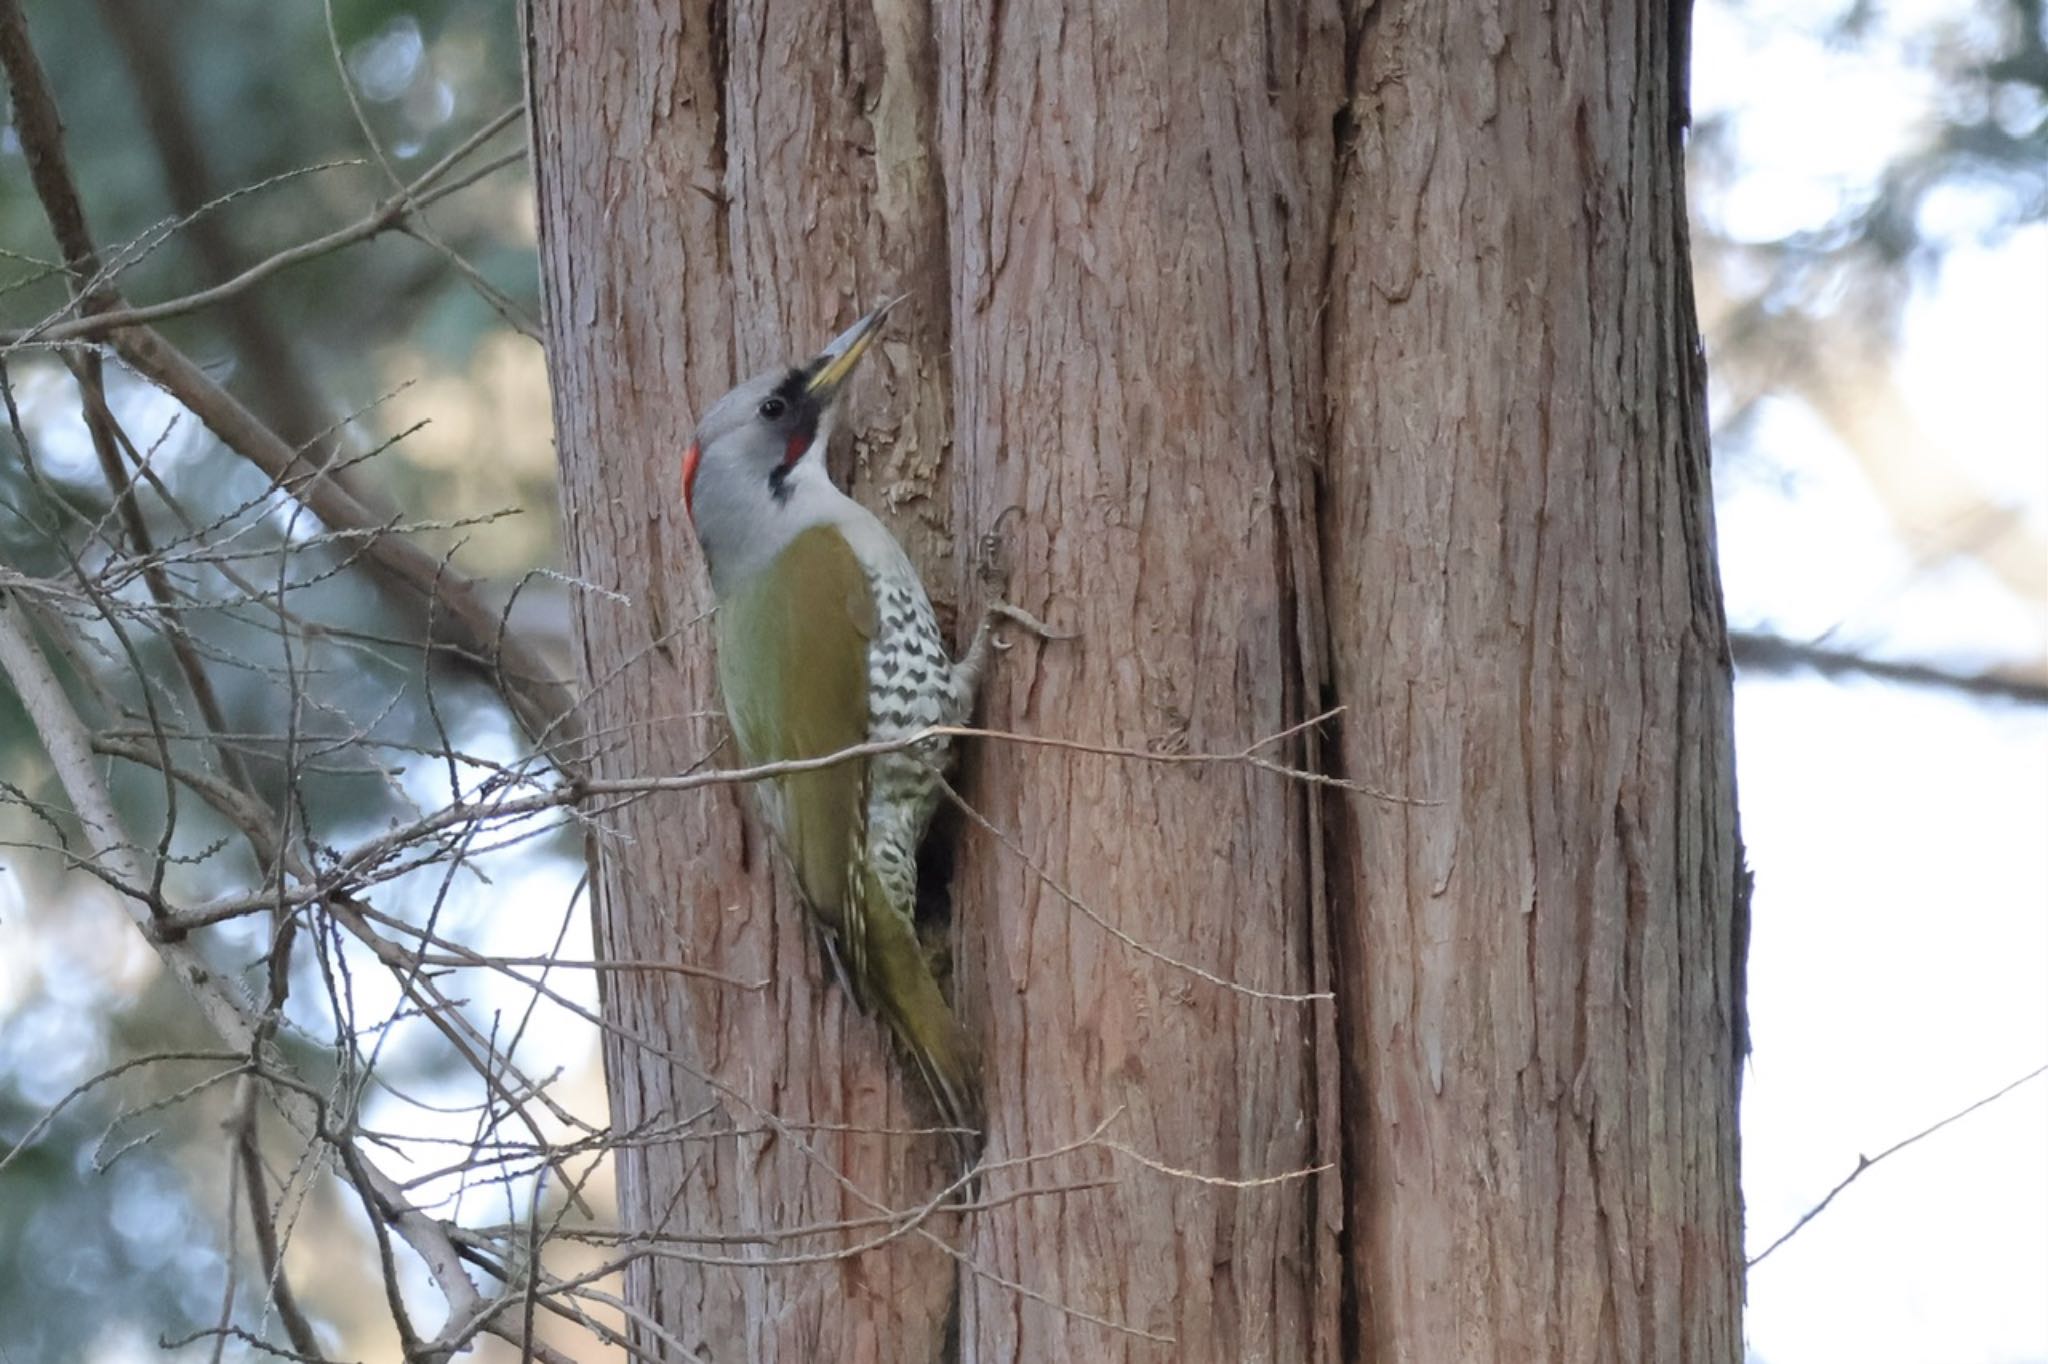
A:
954;597;1073;707
981;600;1076;652
956;510;1076;698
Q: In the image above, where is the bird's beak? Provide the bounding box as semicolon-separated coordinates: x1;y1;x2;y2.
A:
804;295;904;405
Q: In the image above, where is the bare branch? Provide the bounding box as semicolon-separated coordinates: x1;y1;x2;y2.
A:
233;1083;326;1361
1731;629;2048;706
0;0;577;767
322;0;539;342
0;0;110;305
108;325;582;757
0;590;262;1030
0;1051;244;1177
0;112;523;348
1748;1062;2048;1268
933;706;1437;803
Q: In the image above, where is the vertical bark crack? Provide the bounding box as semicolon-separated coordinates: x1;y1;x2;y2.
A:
1312;6;1373;1359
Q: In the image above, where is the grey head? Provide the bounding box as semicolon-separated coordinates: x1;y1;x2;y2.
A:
682;297;901;593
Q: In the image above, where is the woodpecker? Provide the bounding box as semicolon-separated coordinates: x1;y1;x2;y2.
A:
682;297;1048;1133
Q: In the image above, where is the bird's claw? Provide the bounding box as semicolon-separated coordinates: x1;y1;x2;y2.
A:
985;600;1075;643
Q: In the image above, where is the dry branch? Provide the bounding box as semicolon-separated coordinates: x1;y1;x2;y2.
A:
110;325;582;755
0;588;529;1358
0;111;524;348
1748;1062;2048;1268
1731;629;2048;706
1;0;575;763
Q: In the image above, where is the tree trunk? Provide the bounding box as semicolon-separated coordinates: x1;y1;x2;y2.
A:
529;1;1744;1360
1318;6;1747;1358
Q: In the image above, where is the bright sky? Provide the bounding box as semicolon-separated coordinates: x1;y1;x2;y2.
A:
1695;2;2048;1361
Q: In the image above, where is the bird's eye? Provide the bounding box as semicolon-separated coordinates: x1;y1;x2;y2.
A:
758;396;787;421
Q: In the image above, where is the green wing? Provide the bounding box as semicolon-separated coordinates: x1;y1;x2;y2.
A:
714;526;978;1132
715;525;876;936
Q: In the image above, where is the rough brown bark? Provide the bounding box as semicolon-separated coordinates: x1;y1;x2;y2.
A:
934;3;1341;1358
1320;4;1746;1359
528;5;964;1358
529;0;1744;1360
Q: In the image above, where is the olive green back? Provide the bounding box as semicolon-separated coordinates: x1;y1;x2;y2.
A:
714;524;876;927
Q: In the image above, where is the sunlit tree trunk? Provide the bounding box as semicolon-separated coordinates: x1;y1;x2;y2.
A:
528;0;1744;1359
1317;6;1748;1356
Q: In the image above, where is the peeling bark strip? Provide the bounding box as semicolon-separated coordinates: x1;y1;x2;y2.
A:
530;0;1742;1359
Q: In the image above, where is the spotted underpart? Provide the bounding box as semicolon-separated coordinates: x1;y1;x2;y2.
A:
861;567;972;919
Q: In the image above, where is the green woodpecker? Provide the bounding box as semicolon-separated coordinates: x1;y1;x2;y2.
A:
682;298;1044;1132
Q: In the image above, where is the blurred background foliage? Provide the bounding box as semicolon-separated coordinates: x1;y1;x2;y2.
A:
1694;0;2047;673
2;2;591;1360
0;0;553;578
0;0;2040;1361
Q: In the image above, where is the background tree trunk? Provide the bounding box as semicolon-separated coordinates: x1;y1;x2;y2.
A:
529;1;1744;1360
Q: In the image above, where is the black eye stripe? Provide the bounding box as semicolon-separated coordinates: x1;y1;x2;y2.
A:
759;366;812;423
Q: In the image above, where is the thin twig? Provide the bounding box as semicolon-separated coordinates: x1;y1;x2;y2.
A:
1747;1062;2048;1268
939;772;1333;1004
322;0;539;342
233;1082;326;1360
0;109;524;348
109;326;583;758
935;707;1436;804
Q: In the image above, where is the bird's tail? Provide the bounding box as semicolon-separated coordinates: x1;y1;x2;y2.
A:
861;865;982;1149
